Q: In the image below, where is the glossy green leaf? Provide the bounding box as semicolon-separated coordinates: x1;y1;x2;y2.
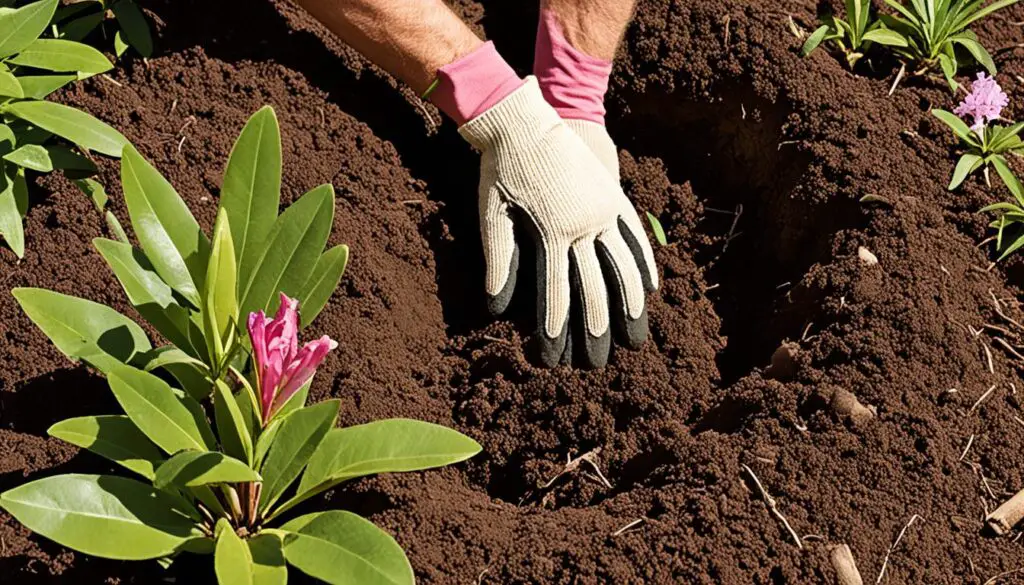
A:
645;211;667;246
298;244;348;328
114;30;129;58
75;177;108;210
58;10;104;43
277;419;480;517
222;106;281;285
3;144;52;172
980;201;1024;214
800;24;831;56
112;0;153;58
937;52;958;92
108;365;215;455
106;209;130;243
0;165;26;257
121;144;210;305
240;184;334;317
999;232;1024;261
0;474;200;560
258;399;339;514
254;416;282;472
202;209;238;364
214;379;253;466
7;39;113;75
12;287;151;366
932;109;977;145
93;237;202;356
139;346;207;373
249;534;287;585
948;152;982;190
215;518;254;585
950;34;996;74
273;380;310;422
0;68;23;98
993;155;1024;207
154;451;259;489
0;0;58;58
47;415;164;480
280;511;413;585
17;74;76;99
0;124;14;153
45;144;97;174
861;27;909;46
5;100;128;157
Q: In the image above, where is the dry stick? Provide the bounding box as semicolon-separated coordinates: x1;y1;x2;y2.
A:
959;434;975;462
983;342;995;374
831;544;865;585
611;518;645;537
876;514;922;584
990;290;1024;332
987;488;1024;535
1014;415;1024;429
969;385;998;415
542;448;612;490
889;63;907;96
741;464;803;549
994;337;1024;361
984;568;1024;585
722;204;744;252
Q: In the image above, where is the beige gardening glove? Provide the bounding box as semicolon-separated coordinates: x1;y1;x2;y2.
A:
460;77;658;368
564;118;620;179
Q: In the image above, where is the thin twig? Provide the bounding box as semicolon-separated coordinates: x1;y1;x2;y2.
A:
983;342;995;374
960;435;976;462
876;514;922;583
889;63;906;96
970;385;998;415
994;337;1024;361
611;518;645;537
984;568;1024;585
542;448;612;490
722;204;743;252
741;464;803;549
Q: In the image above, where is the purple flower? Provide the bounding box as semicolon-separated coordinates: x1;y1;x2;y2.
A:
248;293;337;423
954;73;1009;132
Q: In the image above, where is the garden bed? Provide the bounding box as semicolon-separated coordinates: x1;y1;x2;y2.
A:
3;0;1024;582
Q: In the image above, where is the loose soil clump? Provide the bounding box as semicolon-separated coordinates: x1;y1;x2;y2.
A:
2;0;1024;583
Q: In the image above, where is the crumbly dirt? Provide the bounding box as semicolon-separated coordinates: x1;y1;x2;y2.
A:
2;0;1024;583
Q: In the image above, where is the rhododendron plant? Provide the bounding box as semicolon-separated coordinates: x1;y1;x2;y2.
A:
2;107;481;584
933;74;1023;193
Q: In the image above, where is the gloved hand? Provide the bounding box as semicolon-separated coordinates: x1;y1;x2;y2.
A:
460;77;658;368
564;118;620;179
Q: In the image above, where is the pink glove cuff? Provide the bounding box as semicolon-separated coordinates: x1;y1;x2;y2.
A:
430;41;525;126
533;9;613;125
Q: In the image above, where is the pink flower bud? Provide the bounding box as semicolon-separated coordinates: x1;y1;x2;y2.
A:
954;73;1009;132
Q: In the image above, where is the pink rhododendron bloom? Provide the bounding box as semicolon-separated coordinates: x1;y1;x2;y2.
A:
248;293;337;422
954;73;1009;132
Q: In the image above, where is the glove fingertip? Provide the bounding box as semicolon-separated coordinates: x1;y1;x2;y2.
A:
537;321;569;368
617;307;649;350
486;244;519;316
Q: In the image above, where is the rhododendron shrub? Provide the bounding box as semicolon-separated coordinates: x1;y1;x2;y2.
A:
2;107;481;584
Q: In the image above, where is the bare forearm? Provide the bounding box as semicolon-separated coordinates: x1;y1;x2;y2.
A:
292;0;482;93
542;0;636;60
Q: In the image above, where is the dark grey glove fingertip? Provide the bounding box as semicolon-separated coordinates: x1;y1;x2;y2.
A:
581;330;611;369
486;245;519;315
537;322;570;368
618;307;649;351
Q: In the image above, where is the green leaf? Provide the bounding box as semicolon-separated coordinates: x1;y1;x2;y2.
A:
862;27;910;46
0;124;14;153
139;346;207;373
58;11;104;43
0;0;58;58
48;415;164;480
999;233;1024;260
240;184;334;318
111;0;153;58
280;511;413;585
954;0;1018;31
202;209;238;365
277;419;481;518
4;101;128;157
3;144;52;172
45;143;97;174
948;152;983;190
221;106;281;285
950;34;996;74
215;518;254;585
990;122;1024;153
645;211;667;246
75;177;108;210
298;245;347;328
93;238;203;356
114;29;129;59
17;74;76;98
932;109;978;145
0;68;23;98
937;52;958;91
273;380;310;422
107;365;215;455
106;209;129;243
258;399;339;514
11;287;151;367
253;417;282;472
0;474;200;560
249;534;287;585
214;379;253;466
7;39;113;75
993;155;1024;207
801;25;831;56
121;144;210;305
0;165;26;258
154;451;260;489
980;201;1024;214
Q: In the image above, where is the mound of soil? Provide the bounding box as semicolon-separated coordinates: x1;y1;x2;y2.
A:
2;0;1024;582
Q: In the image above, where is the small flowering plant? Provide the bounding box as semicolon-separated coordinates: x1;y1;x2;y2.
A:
933;73;1023;192
801;0;908;69
880;0;1018;90
2;107;481;584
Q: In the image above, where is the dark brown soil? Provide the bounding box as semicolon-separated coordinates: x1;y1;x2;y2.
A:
3;0;1024;582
